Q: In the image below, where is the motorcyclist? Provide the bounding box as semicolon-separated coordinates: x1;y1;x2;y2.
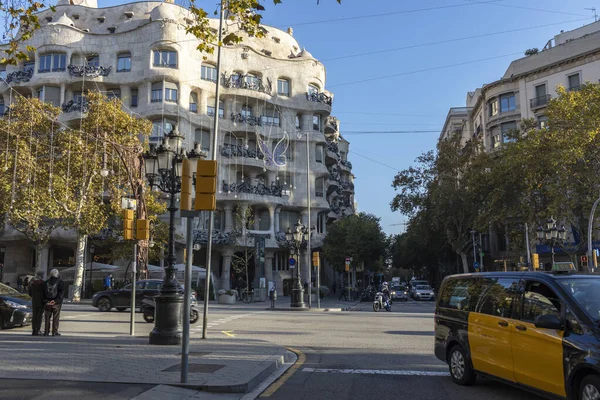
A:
381;281;391;305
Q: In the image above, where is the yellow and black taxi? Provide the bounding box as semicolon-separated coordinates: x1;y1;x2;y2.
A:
435;271;600;400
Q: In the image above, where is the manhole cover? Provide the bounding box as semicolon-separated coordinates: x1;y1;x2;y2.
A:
162;364;225;373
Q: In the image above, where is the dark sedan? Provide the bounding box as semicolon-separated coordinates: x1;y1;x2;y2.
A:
92;279;196;312
0;282;32;329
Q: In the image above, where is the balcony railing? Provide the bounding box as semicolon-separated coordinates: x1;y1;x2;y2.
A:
62;99;89;113
222;180;283;197
67;64;111;78
307;91;333;106
5;68;33;84
220;144;264;160
341;181;355;192
327;141;339;154
223;73;272;94
530;94;551;109
231;112;262;126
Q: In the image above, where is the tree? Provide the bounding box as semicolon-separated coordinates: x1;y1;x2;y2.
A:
230;204;255;288
0;97;62;274
322;212;387;273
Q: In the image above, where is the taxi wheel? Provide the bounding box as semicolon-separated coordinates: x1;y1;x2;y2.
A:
448;345;476;386
580;375;600;400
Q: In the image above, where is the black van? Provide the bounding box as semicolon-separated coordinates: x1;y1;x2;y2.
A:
434;271;600;400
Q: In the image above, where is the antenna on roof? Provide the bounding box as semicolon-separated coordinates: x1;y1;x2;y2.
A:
585;7;598;22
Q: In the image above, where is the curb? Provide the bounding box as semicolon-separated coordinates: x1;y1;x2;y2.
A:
264;307;344;312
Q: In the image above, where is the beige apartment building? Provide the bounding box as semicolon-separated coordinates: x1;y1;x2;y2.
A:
0;0;356;293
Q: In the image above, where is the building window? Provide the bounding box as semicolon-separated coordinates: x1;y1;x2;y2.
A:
538;115;549;129
73;91;85;104
37;87;44;99
501;121;518;143
87;55;99;67
151;82;162;102
245;73;260;88
131;88;138;107
317;212;325;234
308;84;319;95
195;128;210;152
189;92;198;113
39;53;66;73
107;88;121;99
201;64;217;82
117;52;131;72
499;93;516;113
261;109;280;126
165;87;177;103
295;115;301;129
312;114;320;131
241;104;252;118
277;79;290;96
24;61;34;72
488;100;498;117
568;73;581;91
315;144;323;163
153;50;177;68
0;66;5;81
279;210;300;232
0;98;4;116
492;133;501;148
315;177;324;197
151;118;176;142
207;99;224;118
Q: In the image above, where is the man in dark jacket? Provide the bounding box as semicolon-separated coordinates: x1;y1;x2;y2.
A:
43;269;65;336
28;272;46;336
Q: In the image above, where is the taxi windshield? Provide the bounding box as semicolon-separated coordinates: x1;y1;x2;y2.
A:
559;278;600;322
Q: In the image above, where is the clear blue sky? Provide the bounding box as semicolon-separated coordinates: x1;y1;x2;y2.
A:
100;0;596;235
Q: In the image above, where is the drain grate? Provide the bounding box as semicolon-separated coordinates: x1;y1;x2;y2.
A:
162;363;225;373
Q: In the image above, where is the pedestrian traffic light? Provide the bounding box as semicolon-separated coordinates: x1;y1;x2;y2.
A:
180;159;193;211
194;160;217;211
136;219;150;241
123;209;134;240
532;253;539;269
581;255;589;268
312;252;320;268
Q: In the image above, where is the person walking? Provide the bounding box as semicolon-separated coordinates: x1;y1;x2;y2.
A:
28;272;46;336
43;269;65;336
103;273;114;290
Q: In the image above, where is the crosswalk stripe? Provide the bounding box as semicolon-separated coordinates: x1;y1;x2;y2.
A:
302;368;449;377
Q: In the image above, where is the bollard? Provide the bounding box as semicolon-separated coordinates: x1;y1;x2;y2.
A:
269;289;277;308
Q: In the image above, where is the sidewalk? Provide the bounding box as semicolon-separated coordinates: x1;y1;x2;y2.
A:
0;334;292;394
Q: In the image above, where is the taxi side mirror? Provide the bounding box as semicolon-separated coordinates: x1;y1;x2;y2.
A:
534;314;563;330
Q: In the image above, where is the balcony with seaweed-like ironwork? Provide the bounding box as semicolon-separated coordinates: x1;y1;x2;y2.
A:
223;73;272;94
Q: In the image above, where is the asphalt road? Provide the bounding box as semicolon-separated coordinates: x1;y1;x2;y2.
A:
0;298;546;400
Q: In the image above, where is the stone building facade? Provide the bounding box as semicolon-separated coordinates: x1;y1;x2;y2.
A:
0;0;356;293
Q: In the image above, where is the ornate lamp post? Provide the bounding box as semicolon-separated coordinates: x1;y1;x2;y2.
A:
536;217;567;267
143;125;204;345
286;220;313;308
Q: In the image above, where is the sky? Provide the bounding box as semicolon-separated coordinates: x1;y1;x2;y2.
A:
99;0;598;235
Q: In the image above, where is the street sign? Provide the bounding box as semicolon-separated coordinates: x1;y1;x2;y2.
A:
289;257;296;268
473;262;480;271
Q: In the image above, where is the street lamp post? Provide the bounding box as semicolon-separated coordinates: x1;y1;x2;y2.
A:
286;220;313;308
143;125;204;345
536;217;567;267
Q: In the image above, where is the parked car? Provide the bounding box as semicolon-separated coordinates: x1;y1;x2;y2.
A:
0;282;32;329
92;279;197;312
435;271;600;400
413;285;435;301
409;280;429;298
391;284;409;301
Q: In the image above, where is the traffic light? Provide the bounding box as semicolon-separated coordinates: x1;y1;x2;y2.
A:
312;252;320;268
581;255;589;268
136;219;150;241
180;159;193;211
532;253;539;269
194;160;217;211
123;209;134;240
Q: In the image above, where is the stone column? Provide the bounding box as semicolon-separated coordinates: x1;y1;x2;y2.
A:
39;244;50;277
253;207;260;230
221;250;233;290
265;250;274;282
274;207;281;233
268;206;275;235
60;83;66;106
224;204;234;232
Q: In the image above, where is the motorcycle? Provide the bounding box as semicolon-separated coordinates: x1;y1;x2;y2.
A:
141;297;200;324
373;292;392;312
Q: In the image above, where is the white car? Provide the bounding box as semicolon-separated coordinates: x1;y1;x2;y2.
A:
413;285;435;301
409;280;429;298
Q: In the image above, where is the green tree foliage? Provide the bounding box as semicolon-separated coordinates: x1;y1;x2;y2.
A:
322;212;387;272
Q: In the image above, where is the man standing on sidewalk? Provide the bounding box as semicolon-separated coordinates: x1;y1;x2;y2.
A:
28;272;46;336
43;269;65;336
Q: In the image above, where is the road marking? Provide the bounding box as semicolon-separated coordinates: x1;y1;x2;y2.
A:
221;330;236;337
301;368;450;377
259;347;305;397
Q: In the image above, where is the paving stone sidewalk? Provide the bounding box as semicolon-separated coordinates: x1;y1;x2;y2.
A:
0;334;292;393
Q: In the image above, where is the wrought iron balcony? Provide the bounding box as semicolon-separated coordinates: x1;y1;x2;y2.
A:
67;64;111;78
223;73;272;94
222;180;283;197
325;116;339;131
220;144;264;160
306;91;332;106
5;68;33;84
231;113;262;126
530;94;551;109
340;160;352;169
341;181;354;192
62;99;89;113
327;141;339;154
193;229;235;245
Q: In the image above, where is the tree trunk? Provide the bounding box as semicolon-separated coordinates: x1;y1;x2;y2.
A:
72;233;87;302
35;242;45;276
459;252;469;274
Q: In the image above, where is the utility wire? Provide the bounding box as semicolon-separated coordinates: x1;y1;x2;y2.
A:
328;52;523;88
320;17;592;62
343;130;440;135
350;150;400;171
464;0;591;18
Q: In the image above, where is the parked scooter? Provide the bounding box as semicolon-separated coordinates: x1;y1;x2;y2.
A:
373;291;392;312
141;296;200;324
